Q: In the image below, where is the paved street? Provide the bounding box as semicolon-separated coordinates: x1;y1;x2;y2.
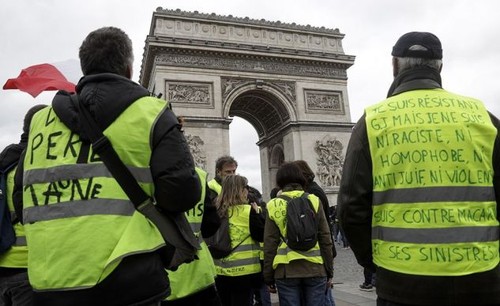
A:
270;246;377;306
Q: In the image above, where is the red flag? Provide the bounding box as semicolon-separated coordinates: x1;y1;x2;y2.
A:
3;63;76;98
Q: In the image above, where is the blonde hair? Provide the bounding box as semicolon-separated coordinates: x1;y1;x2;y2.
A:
216;175;248;217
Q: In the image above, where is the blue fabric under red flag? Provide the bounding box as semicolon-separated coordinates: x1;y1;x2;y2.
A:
3;63;76;98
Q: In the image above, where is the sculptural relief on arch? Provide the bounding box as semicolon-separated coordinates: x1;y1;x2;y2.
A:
140;8;356;205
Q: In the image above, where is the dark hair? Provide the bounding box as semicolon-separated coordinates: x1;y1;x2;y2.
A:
276;162;307;189
270;187;280;199
79;27;133;76
23;104;47;134
292;160;315;183
215;155;238;172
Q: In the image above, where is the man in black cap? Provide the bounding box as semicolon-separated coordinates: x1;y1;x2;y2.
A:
338;31;500;305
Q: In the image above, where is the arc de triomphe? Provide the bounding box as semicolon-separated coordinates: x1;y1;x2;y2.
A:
139;8;355;205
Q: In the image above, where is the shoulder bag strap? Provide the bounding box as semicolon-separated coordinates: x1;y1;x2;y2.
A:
73;95;150;207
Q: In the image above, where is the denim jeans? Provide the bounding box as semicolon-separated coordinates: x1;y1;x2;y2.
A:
255;281;272;306
0;271;33;306
325;286;336;306
276;277;327;306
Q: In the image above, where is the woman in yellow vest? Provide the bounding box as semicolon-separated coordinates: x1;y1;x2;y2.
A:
263;162;334;306
213;175;265;306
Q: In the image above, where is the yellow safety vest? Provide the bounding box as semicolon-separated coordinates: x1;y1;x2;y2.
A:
365;88;499;276
0;167;28;268
208;179;221;195
167;167;217;300
214;204;261;276
266;190;324;269
22;97;167;290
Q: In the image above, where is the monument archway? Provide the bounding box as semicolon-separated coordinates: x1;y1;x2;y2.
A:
140;8;355;204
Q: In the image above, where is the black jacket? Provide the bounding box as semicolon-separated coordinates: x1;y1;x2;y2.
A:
13;73;201;306
338;67;500;305
306;180;336;258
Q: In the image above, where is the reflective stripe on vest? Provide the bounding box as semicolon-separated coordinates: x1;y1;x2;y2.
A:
366;88;499;276
0;168;28;268
167;167;217;301
267;190;324;269
22;98;167;290
214;204;261;276
23;163;152;185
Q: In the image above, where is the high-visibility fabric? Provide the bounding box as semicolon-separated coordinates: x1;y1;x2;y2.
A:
365;88;499;276
22;97;167;290
208;179;221;195
214;204;261;276
167;168;217;300
267;190;324;269
0;167;28;268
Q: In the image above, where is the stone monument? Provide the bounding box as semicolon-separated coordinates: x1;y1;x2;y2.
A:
140;8;355;205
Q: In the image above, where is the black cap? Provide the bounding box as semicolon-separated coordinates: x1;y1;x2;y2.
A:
392;32;442;59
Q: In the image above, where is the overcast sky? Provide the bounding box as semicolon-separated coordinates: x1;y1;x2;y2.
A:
2;0;500;192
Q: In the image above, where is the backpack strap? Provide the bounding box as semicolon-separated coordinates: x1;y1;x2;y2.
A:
75;95;150;207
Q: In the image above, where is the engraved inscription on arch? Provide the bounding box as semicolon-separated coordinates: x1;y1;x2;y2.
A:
304;89;344;114
166;81;213;107
156;53;346;79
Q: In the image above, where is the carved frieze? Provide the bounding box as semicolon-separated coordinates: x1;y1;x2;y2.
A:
156;52;346;79
221;78;249;100
272;81;296;102
186;134;207;169
166;81;213;107
221;77;296;103
304;89;344;114
314;136;344;187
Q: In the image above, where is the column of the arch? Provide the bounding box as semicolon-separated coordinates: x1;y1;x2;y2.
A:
259;145;271;201
182;118;231;180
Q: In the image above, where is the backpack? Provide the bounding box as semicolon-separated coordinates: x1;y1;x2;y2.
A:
279;193;319;252
205;213;251;259
0;161;18;254
205;216;232;259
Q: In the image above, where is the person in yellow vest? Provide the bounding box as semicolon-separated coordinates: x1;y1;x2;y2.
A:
0;105;46;306
213;174;265;306
263;162;334;306
292;160;337;306
208;155;271;306
13;27;201;306
207;155;238;197
163;167;222;306
338;31;500;306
